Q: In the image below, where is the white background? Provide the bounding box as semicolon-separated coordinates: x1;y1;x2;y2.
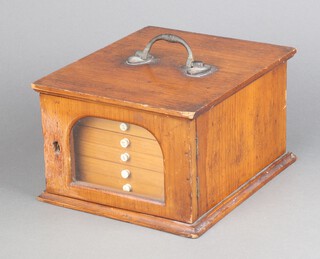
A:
1;1;319;258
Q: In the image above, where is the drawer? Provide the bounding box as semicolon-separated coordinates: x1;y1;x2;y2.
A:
78;117;155;139
73;124;162;157
72;116;165;201
74;140;164;172
75;155;164;200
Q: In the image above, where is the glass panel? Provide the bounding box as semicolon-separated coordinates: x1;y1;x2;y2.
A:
71;117;164;201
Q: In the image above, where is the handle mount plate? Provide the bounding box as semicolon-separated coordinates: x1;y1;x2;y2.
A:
126;34;217;78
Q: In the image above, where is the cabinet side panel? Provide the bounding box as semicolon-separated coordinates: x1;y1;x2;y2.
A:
196;63;287;216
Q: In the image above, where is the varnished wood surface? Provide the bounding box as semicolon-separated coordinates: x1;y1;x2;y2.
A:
74;124;162;157
36;63;291;224
72;118;164;200
196;63;287;215
33;27;297;236
76;157;164;200
39;94;197;222
78;117;155;139
75;155;164;200
38;152;296;238
32;26;296;119
74;140;164;171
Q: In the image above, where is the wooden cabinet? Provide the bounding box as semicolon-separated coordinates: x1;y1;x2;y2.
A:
32;26;297;238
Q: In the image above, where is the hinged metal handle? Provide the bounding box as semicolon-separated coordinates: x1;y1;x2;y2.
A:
126;34;217;78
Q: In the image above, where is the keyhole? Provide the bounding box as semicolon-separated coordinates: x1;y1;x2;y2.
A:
53;141;60;155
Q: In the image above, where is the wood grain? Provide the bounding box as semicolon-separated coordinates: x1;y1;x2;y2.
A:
196;63;287;216
39;93;197;223
78;117;155;139
33;26;297;236
38;152;296;238
32;26;296;119
75;155;164;200
72;118;164;200
74;140;164;172
73;124;162;157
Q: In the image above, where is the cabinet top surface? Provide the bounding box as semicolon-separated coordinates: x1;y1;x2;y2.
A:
32;26;296;119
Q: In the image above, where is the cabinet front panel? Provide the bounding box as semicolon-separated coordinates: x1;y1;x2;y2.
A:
39;94;197;223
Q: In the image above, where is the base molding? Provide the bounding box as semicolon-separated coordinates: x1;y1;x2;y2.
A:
38;152;296;238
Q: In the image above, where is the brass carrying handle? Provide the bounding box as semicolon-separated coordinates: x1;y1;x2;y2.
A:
126;34;216;77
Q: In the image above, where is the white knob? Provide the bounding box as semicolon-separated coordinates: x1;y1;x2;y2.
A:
119;123;129;131
122;184;132;192
121;169;131;179
120;152;130;162
120;138;130;148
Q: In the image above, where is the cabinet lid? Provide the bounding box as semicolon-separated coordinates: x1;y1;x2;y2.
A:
32;26;296;119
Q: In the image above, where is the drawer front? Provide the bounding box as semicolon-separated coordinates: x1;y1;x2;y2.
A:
76;155;164;200
72;117;164;201
79;117;155;139
74;124;162;157
74;140;164;172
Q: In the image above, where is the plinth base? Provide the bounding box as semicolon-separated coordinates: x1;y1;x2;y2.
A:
38;152;296;238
